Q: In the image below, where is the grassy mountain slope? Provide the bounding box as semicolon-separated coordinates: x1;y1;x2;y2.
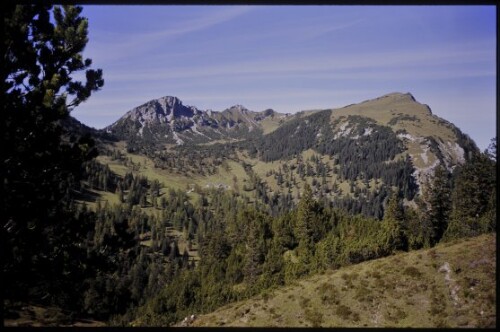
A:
187;233;496;328
328;92;477;177
254;92;475;179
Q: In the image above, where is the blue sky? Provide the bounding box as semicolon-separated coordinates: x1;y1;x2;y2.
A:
72;5;496;150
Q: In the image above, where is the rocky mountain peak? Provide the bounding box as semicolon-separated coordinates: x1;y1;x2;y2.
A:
157;95;182;108
116;95;196;127
225;104;250;113
388;92;415;100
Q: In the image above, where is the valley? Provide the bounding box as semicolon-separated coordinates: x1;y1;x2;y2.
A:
64;91;493;327
5;90;496;328
4;5;495;328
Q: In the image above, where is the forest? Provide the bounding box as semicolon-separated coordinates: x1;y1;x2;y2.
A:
3;4;497;327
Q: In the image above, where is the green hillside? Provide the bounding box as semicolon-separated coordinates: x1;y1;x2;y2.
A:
67;93;494;329
96;92;479;220
4;5;496;329
187;233;496;328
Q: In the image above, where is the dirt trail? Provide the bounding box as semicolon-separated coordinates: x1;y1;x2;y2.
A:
438;262;461;306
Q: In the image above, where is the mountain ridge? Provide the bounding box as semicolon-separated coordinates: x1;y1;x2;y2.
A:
104;95;290;145
104;92;438;143
97;92;479;200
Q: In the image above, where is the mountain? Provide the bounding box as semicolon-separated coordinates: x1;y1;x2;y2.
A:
331;92;477;183
97;92;480;217
104;96;289;148
246;92;478;189
68;92;494;328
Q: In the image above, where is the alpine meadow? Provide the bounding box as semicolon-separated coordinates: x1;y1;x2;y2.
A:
3;4;496;328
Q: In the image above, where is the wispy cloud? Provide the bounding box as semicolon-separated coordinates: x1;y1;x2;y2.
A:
75;6;496;150
97;39;494;83
297;18;366;40
86;6;253;63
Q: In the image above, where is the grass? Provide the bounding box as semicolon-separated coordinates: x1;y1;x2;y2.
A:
189;233;496;328
94;92;462;212
329;93;459;170
96;136;394;223
4;304;106;327
259;114;289;135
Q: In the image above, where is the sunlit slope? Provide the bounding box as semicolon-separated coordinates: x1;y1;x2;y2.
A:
187;233;496;328
329;92;476;173
91;92;481;219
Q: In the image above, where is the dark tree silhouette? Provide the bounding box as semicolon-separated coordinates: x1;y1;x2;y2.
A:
3;4;104;305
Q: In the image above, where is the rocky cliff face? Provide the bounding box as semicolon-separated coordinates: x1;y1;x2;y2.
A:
105;96;287;145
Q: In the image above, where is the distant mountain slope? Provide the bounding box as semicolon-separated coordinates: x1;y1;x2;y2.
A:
99;92;479;203
329;92;478;183
104;96;290;148
245;92;478;191
185;233;496;328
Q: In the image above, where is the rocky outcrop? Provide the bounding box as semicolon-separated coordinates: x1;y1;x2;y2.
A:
104;96;285;145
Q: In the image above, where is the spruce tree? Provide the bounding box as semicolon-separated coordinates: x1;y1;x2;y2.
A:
444;151;496;239
381;192;406;253
420;165;452;246
294;183;316;274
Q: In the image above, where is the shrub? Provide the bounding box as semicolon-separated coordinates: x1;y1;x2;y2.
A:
262;292;270;303
429;290;447;317
434;317;449;327
395;308;407;321
405;298;415;306
336;305;352;320
355;286;374;303
486;292;495;305
428;249;438;260
305;308;323;327
300;297;311;308
341;273;356;288
318;282;339;305
403;266;422;278
374;278;386;289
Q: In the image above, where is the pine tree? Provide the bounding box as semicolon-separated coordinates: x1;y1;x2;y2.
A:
3;4;103;304
420;165;452;246
485;137;496;162
381;192;406;253
295;183;314;242
243;209;267;286
294;183;316;274
444;152;496;239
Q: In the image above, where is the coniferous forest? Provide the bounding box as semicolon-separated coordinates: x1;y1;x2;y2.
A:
3;4;496;327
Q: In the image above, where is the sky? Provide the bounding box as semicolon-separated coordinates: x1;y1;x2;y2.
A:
72;5;496;151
